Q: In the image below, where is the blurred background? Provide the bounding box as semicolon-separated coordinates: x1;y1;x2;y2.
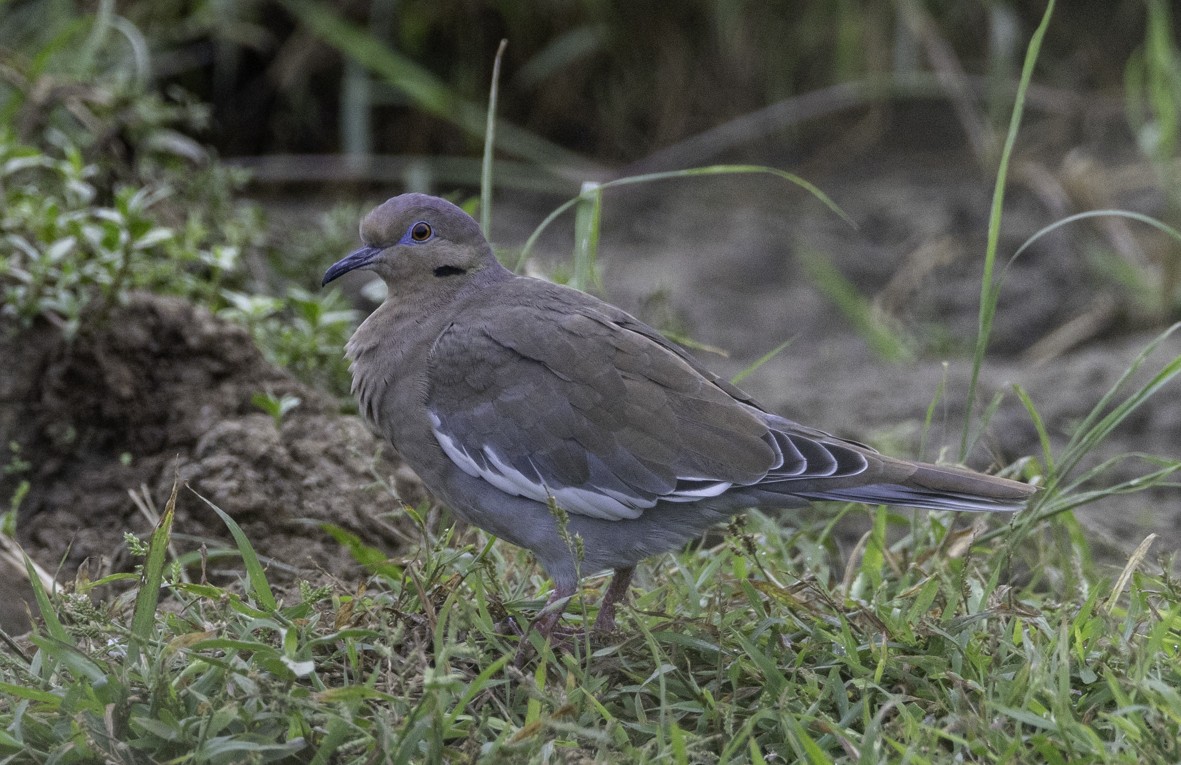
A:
2;0;1181;628
2;0;1177;330
0;1;1154;161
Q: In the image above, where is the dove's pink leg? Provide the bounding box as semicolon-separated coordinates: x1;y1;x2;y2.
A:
592;566;635;633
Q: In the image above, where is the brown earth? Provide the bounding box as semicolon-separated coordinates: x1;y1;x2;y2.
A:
0;294;425;633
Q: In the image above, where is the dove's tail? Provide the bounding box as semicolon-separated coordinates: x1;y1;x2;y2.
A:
757;414;1036;513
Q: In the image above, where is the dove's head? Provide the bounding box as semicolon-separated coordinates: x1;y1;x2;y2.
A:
322;194;502;291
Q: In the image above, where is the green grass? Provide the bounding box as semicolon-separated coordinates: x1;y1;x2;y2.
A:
3;460;1181;762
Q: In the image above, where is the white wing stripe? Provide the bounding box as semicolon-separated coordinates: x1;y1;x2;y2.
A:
430;413;649;521
665;481;733;501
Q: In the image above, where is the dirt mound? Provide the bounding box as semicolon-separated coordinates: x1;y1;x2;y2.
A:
0;294;424;633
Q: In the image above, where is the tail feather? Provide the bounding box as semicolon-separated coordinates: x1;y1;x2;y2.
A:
796;461;1035;513
796;483;1028;512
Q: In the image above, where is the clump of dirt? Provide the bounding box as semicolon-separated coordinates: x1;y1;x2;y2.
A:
0;294;425;633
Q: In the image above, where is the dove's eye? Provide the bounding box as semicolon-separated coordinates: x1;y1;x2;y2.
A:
410;222;433;242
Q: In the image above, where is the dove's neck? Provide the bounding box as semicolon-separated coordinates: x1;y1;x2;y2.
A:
345;265;512;438
353;262;510;351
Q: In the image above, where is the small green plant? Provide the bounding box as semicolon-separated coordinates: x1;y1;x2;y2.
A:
0;0;211;178
0;136;165;336
0;126;360;396
0;131;254;336
0;5;365;402
251;390;303;428
224;286;359;397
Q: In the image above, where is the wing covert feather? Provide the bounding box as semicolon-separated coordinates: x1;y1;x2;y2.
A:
426;293;778;520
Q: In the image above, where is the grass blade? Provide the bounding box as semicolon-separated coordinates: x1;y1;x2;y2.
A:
960;0;1055;459
22;554;67;645
571;181;603;292
127;476;178;664
798;248;912;362
191;488;278;612
1047;324;1181;492
1013;384;1054;474
1105;534;1157;613
480;39;508;235
731;338;794;386
1012;209;1181;261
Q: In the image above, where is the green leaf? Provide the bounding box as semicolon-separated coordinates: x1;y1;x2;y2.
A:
0;681;59;705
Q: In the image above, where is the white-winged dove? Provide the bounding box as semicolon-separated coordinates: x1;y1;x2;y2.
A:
323;193;1035;637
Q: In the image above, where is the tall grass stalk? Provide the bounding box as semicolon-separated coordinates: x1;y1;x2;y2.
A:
960;0;1055;460
480;39;508;236
571;181;604;292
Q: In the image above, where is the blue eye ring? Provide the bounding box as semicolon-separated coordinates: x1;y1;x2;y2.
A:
409;221;433;242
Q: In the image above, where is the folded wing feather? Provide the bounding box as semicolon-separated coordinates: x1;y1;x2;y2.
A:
425;284;877;521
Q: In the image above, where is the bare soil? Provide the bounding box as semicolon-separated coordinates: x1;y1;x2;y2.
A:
0;295;424;633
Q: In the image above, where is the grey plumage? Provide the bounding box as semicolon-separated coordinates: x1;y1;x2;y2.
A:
323;193;1035;635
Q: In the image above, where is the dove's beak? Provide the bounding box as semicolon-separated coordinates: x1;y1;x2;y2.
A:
322;245;382;286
